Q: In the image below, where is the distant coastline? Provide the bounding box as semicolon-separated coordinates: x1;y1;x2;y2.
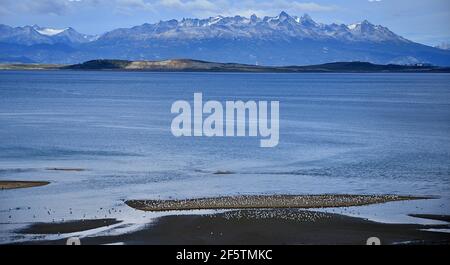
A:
1;59;450;73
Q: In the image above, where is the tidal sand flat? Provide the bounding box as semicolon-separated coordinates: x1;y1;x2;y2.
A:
107;210;450;245
126;194;426;212
0;181;50;190
19;210;450;245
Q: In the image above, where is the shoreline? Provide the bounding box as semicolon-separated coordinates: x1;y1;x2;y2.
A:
1;60;450;73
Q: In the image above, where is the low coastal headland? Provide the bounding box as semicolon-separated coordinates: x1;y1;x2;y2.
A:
1;59;450;73
125;194;426;212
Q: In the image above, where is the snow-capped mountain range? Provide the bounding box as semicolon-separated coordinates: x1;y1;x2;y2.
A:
1;12;449;66
0;24;97;46
100;12;407;43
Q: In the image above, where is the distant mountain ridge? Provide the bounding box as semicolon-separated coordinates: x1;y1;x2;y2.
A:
1;12;450;66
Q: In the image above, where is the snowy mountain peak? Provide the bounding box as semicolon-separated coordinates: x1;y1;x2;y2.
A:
348;20;373;30
278;11;291;20
298;14;318;27
300;14;313;22
345;20;406;42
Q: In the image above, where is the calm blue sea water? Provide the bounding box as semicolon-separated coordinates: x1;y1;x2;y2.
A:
0;71;449;242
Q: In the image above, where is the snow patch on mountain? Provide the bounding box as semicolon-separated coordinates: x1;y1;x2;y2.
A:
33;26;68;36
347;23;358;30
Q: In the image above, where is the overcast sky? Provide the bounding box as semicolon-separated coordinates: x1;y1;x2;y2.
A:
0;0;449;46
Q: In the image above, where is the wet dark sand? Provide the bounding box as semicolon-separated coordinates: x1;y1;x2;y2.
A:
126;194;427;212
17;210;450;245
19;219;121;234
0;180;50;190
